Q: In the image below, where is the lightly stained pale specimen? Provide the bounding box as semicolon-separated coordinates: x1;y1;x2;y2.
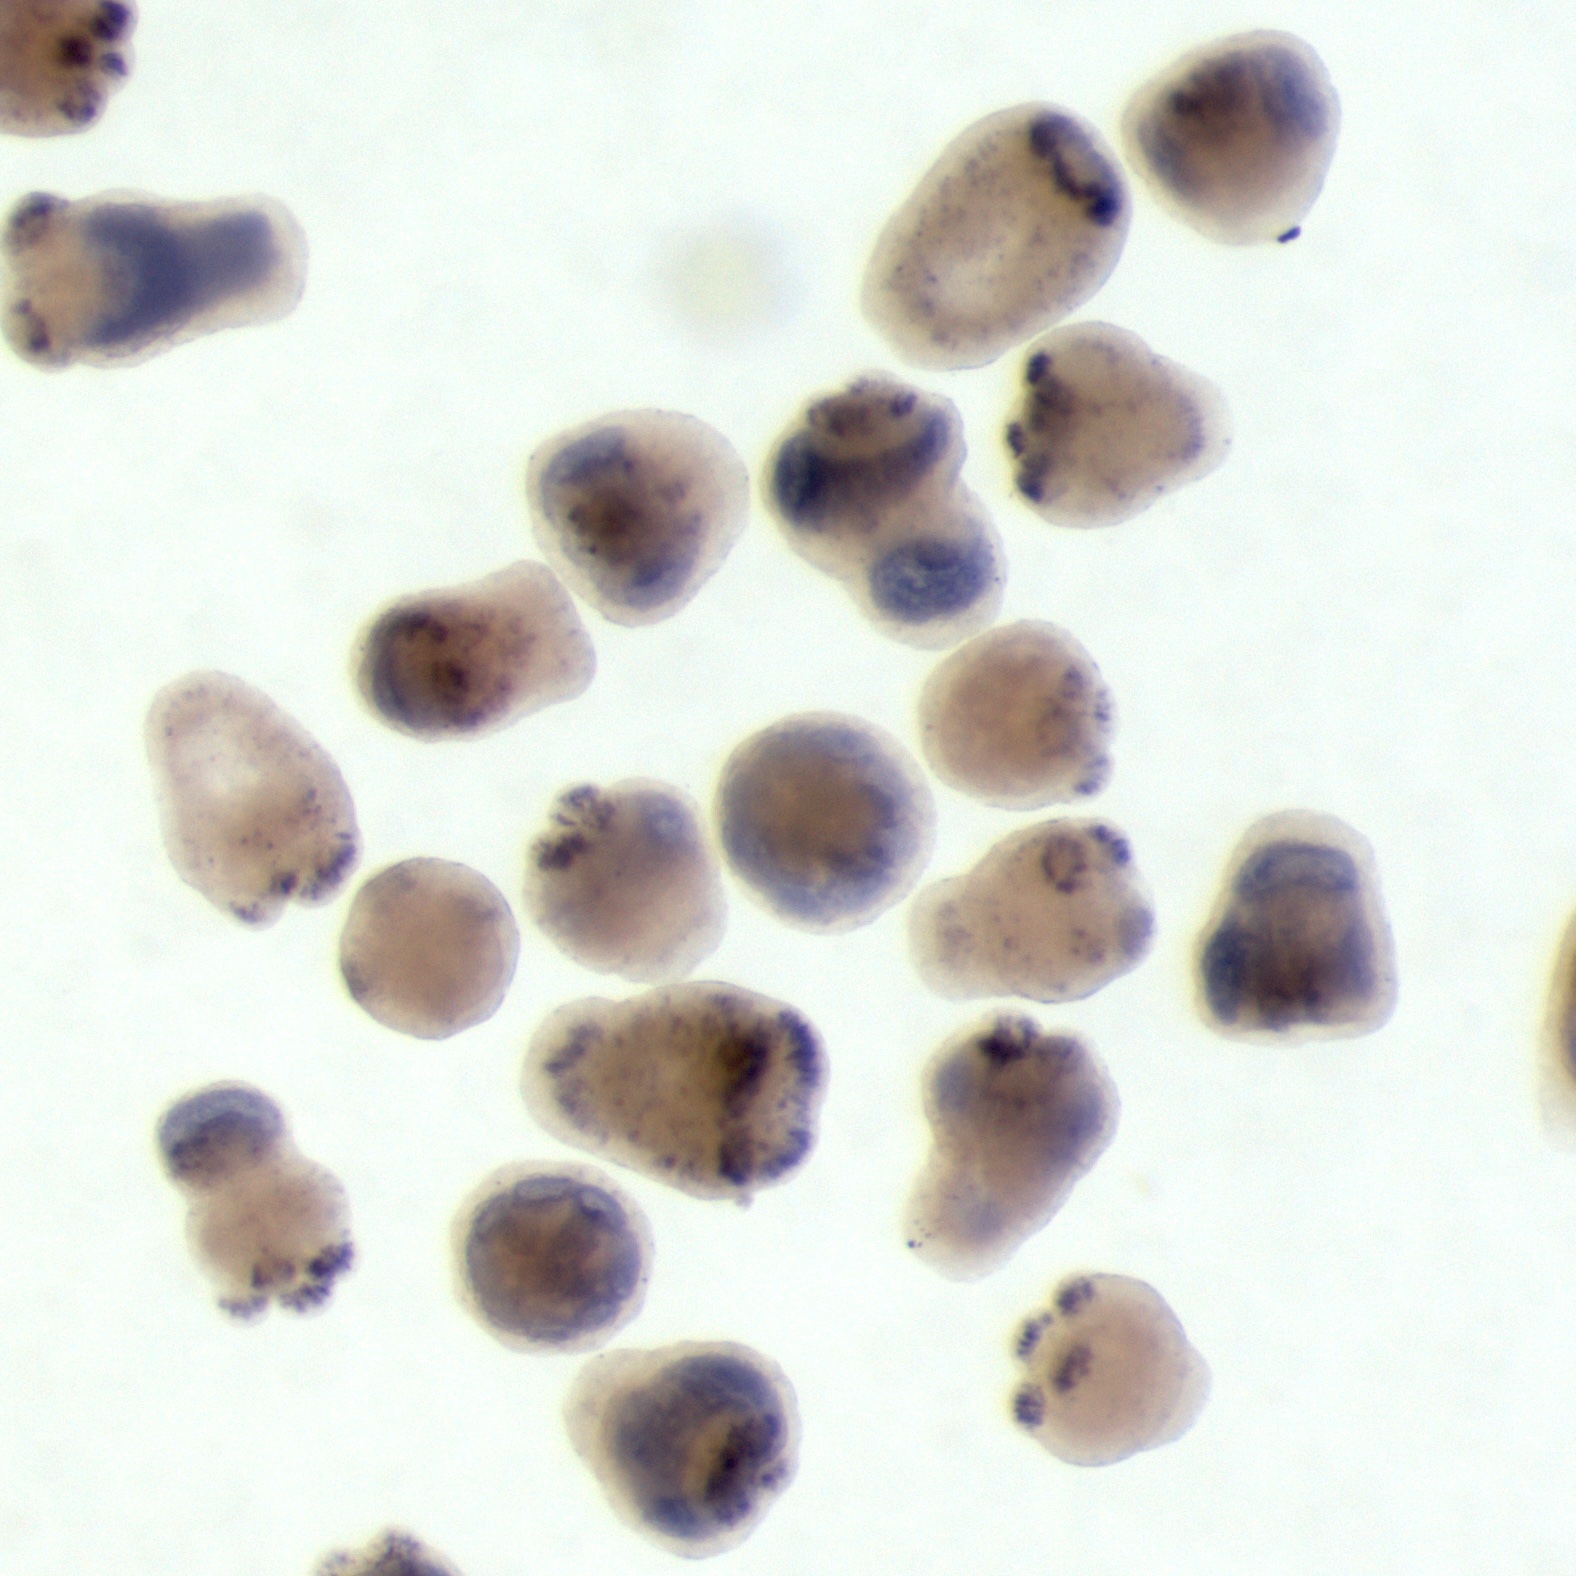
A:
863;103;1129;369
314;1530;463;1576
0;0;134;134
565;1342;800;1558
1011;1273;1209;1465
4;190;306;367
1123;30;1341;245
354;562;594;739
157;1082;354;1319
146;670;360;927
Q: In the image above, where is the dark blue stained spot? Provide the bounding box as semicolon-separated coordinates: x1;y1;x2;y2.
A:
157;1082;284;1179
1236;840;1358;900
1201;920;1252;1023
869;536;991;622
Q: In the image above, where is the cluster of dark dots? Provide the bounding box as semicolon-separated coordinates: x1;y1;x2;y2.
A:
20;5;1527;1564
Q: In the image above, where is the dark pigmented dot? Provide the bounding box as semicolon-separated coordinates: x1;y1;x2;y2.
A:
91;1;131;40
455;1164;651;1352
862;102;1130;369
565;1342;800;1558
355;561;594;739
1003;321;1230;527
1123;31;1340;245
523;779;726;982
716;712;935;931
905;1013;1119;1279
339;858;520;1039
1010;1273;1209;1466
57;35;92;66
156;1083;354;1319
1196;810;1395;1041
314;1529;463;1576
523;981;827;1202
918;620;1115;810
527;409;749;625
910;818;1154;1002
764;374;1003;647
145;671;360;928
2;190;304;367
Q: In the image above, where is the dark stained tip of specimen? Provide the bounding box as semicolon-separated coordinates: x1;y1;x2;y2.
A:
3;190;306;368
910;818;1154;1002
1011;1272;1208;1466
764;374;1004;647
862;103;1130;370
716;712;935;931
315;1529;463;1576
0;0;136;135
564;1341;800;1558
156;1082;354;1320
354;561;595;741
1005;322;1231;527
145;671;360;928
523;981;827;1203
453;1162;651;1352
1122;31;1340;245
526;410;750;625
906;1014;1119;1279
918;620;1115;810
524;780;726;983
1196;809;1396;1041
339;858;520;1039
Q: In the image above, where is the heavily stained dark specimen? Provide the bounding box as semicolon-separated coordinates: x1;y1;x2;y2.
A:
565;1342;800;1557
523;981;827;1203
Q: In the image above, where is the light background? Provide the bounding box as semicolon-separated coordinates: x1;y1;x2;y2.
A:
1;0;1573;1571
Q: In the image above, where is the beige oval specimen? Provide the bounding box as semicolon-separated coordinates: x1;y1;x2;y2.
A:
716;712;935;931
0;0;133;133
526;410;750;625
918;620;1115;809
1122;31;1340;245
453;1162;651;1352
354;561;595;741
906;1015;1119;1281
146;671;360;928
156;1083;354;1320
524;780;726;983
4;190;306;368
524;981;827;1203
1540;913;1576;1138
765;374;1005;646
339;858;520;1039
1005;322;1231;527
315;1530;462;1576
1011;1273;1210;1466
863;104;1130;371
911;819;1154;1002
565;1341;800;1558
1197;810;1396;1041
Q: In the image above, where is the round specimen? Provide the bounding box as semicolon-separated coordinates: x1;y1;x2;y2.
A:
1011;1273;1210;1466
339;858;520;1039
1122;30;1340;245
862;103;1130;370
564;1342;801;1558
716;712;935;931
1196;809;1396;1041
764;374;1004;647
355;561;594;740
4;189;306;367
0;0;134;133
527;410;750;624
906;1014;1119;1280
454;1163;651;1352
523;981;827;1202
155;1082;354;1320
524;780;726;982
910;819;1154;1002
918;620;1115;809
315;1530;462;1576
145;670;360;927
1004;322;1231;526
